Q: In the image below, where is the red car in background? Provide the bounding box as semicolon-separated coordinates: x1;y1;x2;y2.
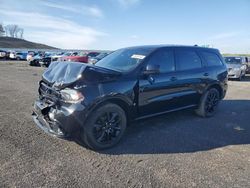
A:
62;51;100;63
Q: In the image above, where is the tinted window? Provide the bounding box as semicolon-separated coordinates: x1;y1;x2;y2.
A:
201;51;222;66
147;49;175;73
176;50;202;71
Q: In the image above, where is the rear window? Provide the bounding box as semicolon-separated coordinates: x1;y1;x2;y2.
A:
201;51;222;66
176;50;202;71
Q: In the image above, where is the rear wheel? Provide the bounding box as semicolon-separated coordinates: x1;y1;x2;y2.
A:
195;88;220;117
81;103;127;150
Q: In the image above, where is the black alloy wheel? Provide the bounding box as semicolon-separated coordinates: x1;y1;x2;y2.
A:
195;88;220;117
93;112;122;144
82;103;127;150
204;89;220;115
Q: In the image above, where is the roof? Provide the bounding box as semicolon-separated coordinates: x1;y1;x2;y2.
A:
125;44;219;51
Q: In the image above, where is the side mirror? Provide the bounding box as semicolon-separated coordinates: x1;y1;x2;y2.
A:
143;64;160;75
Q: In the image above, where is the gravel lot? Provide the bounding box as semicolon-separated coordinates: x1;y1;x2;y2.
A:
0;61;250;188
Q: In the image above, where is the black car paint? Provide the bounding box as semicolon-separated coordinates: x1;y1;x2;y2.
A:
39;57;52;67
32;45;228;137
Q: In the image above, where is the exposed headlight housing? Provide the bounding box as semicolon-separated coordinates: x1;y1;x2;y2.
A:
60;88;84;103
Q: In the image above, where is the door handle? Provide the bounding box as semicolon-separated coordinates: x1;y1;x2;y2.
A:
170;77;177;81
203;73;209;77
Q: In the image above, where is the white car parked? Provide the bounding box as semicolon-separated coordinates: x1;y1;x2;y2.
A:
224;56;247;81
0;50;7;59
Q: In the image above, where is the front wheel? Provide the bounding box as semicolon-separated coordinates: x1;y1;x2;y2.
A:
81;103;127;150
195;88;220;117
238;73;243;81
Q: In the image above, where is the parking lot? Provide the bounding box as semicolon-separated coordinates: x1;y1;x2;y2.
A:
0;61;250;187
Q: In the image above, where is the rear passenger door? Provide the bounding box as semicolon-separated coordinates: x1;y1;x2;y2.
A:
173;48;207;107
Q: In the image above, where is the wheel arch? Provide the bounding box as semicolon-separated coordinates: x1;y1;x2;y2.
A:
84;95;135;126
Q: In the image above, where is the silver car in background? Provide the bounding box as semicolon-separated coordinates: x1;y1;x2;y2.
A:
224;56;247;81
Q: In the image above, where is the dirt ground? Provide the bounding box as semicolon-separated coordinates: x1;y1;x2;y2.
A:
0;61;250;188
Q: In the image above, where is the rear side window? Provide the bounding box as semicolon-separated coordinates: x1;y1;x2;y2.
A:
201;51;223;66
147;49;175;73
175;50;202;71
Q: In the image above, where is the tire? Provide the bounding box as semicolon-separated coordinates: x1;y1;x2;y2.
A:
16;57;20;61
195;88;220;118
81;103;127;150
238;73;242;81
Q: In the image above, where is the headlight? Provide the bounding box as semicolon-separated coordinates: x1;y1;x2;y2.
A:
60;88;84;103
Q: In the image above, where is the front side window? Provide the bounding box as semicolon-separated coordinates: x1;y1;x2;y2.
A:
146;49;175;73
176;50;202;71
201;51;223;66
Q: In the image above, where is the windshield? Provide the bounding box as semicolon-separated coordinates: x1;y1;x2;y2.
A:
224;57;242;64
95;48;154;72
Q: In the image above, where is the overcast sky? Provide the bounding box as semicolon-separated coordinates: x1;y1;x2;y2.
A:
0;0;250;53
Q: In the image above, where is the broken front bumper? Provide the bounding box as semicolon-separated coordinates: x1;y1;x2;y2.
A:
32;99;85;138
32;100;66;137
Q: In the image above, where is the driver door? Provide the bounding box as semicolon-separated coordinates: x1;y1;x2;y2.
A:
138;48;180;116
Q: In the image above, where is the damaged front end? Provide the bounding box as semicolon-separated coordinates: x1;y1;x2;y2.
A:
32;81;85;137
32;85;65;137
32;62;89;137
32;61;122;137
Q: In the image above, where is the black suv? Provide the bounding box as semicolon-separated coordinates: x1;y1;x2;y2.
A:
32;45;228;150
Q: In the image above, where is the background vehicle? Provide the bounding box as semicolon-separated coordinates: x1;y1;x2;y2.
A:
32;45;228;150
9;51;28;60
26;51;37;61
50;52;65;62
9;51;16;59
245;56;250;73
29;52;50;66
88;52;110;64
39;55;52;67
0;50;7;59
15;52;28;60
224;56;247;80
62;51;100;63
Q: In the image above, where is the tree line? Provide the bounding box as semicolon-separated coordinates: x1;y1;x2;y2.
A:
0;23;24;39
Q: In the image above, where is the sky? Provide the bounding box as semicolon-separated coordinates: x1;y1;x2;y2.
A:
0;0;250;53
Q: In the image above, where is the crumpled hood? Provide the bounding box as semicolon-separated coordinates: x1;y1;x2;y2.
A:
42;61;120;89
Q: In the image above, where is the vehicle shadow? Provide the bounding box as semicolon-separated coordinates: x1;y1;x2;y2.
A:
98;99;250;155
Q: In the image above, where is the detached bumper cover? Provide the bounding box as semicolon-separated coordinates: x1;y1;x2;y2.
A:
32;100;66;137
32;111;65;137
32;99;85;137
